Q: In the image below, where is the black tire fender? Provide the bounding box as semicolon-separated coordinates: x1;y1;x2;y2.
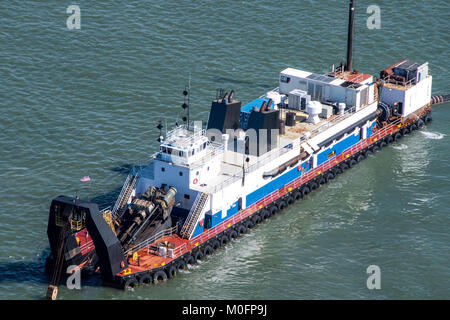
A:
193;250;204;261
252;214;262;225
348;159;357;167
237;224;247;235
203;245;214;256
184;254;195;266
153;270;168;283
138;273;153;285
165;264;177;279
286;196;294;205
220;234;229;246
176;259;187;271
245;220;254;229
123;276;139;290
293;190;302;200
356;154;365;162
211;239;221;250
301;185;310;196
228;230;238;240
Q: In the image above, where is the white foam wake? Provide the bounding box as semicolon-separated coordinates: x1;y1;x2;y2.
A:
420;131;446;140
393;144;408;150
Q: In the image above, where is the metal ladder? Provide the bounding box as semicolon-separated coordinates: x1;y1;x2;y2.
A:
180;192;209;239
112;174;138;219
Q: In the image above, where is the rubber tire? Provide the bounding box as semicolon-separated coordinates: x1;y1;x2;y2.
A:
310;181;319;190
286;196;294;205
184;254;195;266
153;271;168;283
203;245;214;256
379;141;387;148
228;230;238;241
401;127;409;135
340;163;349;171
138;273;153;285
237;224;247;236
165;265;177;279
348;159;357;168
269;205;278;215
356;154;365;162
211;239;221;250
364;149;373;158
193;250;204;261
261;209;270;220
318;176;326;185
372;145;380;152
410;123;418;131
252;214;262;225
386;136;394;144
393;132;402;141
301;186;310;196
124;277;139;290
245;220;254;229
326;172;335;181
425;115;432;123
220;234;229;246
293;190;302;200
176;259;187;271
417;119;425;128
277;201;287;211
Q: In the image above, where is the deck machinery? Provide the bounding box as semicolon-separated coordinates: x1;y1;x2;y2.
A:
45;1;444;299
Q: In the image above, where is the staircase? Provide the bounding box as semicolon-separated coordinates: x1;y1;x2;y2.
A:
180;192;209;239
112;174;138;219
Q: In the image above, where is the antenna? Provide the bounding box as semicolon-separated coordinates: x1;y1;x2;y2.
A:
156;119;163;143
182;76;191;130
346;0;355;72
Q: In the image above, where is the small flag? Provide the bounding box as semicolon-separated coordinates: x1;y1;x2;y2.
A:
80;176;91;182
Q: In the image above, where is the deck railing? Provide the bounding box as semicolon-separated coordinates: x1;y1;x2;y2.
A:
168;118;402;259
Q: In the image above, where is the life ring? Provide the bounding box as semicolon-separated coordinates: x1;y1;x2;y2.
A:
193;178;198;184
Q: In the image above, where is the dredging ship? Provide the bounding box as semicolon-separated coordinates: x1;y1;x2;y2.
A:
45;1;448;299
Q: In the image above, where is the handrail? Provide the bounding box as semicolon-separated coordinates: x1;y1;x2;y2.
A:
112;167;137;217
124;222;180;256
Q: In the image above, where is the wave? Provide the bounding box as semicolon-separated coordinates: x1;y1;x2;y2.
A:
420;131;446;140
393;144;408;150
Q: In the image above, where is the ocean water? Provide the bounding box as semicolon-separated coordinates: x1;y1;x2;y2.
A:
0;0;448;300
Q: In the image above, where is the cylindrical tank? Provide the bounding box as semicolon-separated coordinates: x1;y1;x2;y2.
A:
286;112;296;126
279;119;286;135
338;102;346;115
161;186;177;207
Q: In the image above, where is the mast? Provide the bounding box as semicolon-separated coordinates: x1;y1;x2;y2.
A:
346;0;355;71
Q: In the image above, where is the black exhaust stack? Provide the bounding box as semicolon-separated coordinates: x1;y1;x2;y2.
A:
346;0;355;71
